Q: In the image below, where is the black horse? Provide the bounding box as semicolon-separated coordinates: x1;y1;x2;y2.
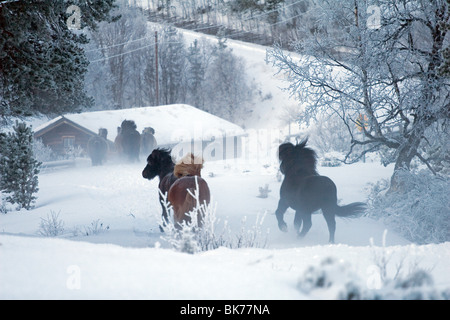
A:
275;139;366;243
141;127;157;156
142;148;177;228
87;128;108;166
117;120;141;162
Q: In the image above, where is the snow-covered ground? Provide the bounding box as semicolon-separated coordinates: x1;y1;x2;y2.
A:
1;25;449;301
1;157;449;300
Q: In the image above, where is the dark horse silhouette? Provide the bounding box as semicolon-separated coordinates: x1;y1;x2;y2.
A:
275;139;365;243
140;127;157;156
142;148;177;227
142;149;210;230
87;128;108;166
116;120;140;162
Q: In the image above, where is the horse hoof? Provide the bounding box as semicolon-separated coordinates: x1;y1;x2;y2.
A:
278;222;288;232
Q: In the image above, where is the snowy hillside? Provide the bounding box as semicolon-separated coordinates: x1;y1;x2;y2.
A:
1;24;449;302
180;27;299;131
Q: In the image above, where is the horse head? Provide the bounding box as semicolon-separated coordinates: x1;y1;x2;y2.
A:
142;148;174;180
278;138;318;176
121;120;137;132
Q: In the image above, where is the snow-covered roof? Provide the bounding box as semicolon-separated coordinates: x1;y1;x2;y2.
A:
34;104;245;146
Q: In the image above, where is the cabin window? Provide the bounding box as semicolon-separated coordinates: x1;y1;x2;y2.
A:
62;136;75;149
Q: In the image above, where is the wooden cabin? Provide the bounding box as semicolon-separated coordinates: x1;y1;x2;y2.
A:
34;116;114;158
34;104;245;162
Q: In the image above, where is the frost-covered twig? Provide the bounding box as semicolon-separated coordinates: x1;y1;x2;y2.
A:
38;210;65;237
159;182;269;253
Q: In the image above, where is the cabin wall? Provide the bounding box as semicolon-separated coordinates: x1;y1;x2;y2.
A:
35;118;243;163
35;123;91;157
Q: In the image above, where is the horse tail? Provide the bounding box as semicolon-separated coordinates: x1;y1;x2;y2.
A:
334;202;366;217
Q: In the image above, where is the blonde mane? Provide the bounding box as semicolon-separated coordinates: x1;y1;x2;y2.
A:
173;153;204;178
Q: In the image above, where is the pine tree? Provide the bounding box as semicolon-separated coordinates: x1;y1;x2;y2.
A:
159;26;187;105
0;0;118;124
0;122;41;210
186;39;206;108
204;33;253;123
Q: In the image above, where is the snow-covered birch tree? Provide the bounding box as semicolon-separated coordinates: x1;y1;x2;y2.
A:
267;0;450;187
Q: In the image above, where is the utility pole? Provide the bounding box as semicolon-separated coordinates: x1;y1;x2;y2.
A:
155;31;159;106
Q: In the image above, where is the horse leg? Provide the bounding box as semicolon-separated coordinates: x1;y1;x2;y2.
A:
293;211;303;234
322;207;336;244
297;212;312;238
275;198;289;232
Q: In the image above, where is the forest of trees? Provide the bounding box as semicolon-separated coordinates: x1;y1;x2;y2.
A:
83;1;256;124
140;0;312;45
0;0;119;125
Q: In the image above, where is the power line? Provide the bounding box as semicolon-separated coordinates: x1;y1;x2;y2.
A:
87;0;305;54
89;1;307;63
89;40;181;63
85;35;153;53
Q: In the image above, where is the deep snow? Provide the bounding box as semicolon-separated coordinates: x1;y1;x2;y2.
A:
1;158;449;300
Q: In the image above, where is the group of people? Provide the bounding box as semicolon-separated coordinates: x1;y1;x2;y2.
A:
87;120;157;166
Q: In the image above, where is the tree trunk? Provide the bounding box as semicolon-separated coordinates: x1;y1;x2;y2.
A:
389;126;424;193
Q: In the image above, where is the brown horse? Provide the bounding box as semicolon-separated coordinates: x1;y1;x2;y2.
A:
169;153;210;228
169;176;210;228
142;150;210;230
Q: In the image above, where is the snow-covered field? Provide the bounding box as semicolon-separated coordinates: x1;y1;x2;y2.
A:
1;25;449;301
1;157;449;300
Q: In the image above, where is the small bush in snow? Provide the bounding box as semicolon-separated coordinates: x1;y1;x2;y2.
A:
84;219;109;236
366;269;445;300
257;184;271;198
160;197;222;254
33;138;55;162
297;256;448;300
159;189;269;254
234;213;268;249
63;145;84;160
38;211;65;237
297;257;363;300
367;170;450;244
